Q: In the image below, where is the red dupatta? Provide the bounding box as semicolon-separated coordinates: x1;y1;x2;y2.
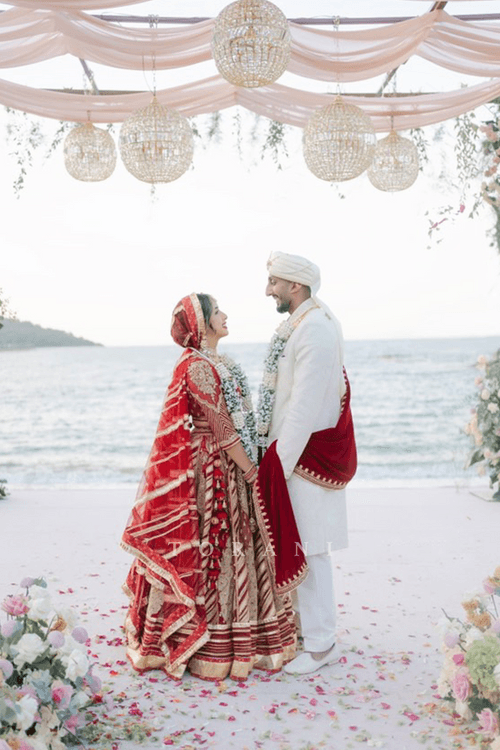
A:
121;294;210;675
253;372;356;594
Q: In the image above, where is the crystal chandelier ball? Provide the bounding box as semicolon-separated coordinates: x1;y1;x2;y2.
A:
212;0;291;88
367;130;419;191
119;97;194;184
303;97;376;182
63;123;116;182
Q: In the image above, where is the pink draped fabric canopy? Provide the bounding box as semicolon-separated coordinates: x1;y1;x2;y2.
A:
0;2;499;127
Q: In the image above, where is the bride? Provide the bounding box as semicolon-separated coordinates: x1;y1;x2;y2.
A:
121;293;297;680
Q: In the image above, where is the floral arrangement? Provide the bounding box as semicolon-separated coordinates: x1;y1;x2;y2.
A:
465;351;500;501
479;113;500;250
0;577;101;750
438;566;500;748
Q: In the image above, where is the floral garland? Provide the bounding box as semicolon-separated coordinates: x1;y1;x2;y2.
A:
200;350;257;463
438;566;500;749
256;299;318;447
465;350;500;501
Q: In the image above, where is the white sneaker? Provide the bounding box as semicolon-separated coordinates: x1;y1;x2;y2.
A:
284;644;338;675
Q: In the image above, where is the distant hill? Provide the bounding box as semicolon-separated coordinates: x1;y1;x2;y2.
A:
0;319;102;349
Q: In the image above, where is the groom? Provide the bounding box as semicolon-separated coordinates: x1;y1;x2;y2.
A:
259;250;357;675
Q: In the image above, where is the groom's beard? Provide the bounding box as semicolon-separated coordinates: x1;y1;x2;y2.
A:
277;299;291;314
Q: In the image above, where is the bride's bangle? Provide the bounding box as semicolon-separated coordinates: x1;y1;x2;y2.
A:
243;465;258;483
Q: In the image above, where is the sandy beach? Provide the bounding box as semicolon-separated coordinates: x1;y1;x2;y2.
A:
1;484;499;750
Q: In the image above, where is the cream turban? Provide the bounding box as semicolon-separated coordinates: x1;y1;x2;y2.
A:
267;251;321;295
266;250;343;357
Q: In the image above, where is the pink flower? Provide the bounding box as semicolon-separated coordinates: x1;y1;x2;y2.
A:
444;632;459;648
52;681;73;709
484;578;497;595
47;630;65;649
85;672;102;694
491;619;500;634
1;621;17;638
0;659;13;679
71;627;88;644
19;577;36;589
452;670;471;702
477;708;499;738
452;653;465;666
1;594;29;616
64;713;82;733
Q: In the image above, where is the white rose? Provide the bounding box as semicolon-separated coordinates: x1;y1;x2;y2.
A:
455;700;472;721
13;633;47;667
59;634;84;657
464;627;483;649
73;690;90;709
64;649;89;681
15;694;38;730
29;597;52;622
27;586;52;622
481;389;491;400
53;604;78;632
437;676;451;698
488;402;500;413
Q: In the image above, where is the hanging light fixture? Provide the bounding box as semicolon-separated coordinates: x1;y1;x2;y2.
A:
212;0;291;88
303;97;376;182
119;97;194;184
63;123;116;182
367;130;419;192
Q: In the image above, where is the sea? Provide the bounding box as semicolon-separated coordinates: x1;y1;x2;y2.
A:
1;337;499;489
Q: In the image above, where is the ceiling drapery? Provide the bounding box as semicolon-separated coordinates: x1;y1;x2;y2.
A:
1;9;500;79
0;3;500;128
3;74;500;131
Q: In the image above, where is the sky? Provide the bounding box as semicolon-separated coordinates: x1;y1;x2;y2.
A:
1;0;500;346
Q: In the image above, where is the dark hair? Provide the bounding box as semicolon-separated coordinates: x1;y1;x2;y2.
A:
196;294;213;326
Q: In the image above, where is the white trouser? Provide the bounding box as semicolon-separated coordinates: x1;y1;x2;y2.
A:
296;552;336;652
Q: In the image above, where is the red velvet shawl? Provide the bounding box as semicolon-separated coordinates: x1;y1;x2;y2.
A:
121;294;210;673
253;373;356;594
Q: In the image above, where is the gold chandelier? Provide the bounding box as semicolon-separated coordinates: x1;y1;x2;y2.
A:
212;0;291;88
63;123;116;182
303;97;376;182
367;131;419;192
119;97;194;184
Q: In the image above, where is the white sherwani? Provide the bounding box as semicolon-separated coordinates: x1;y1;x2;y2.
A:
268;299;348;556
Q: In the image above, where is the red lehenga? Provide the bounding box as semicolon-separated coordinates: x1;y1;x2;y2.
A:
121;294;297;680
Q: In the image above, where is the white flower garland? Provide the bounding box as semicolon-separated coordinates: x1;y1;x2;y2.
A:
256;299;318;447
201;350;258;462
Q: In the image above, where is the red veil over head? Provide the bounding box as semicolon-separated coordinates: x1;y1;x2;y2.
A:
121;293;212;677
170;293;207;350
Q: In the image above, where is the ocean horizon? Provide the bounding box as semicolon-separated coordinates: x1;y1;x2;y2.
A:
1;335;499;489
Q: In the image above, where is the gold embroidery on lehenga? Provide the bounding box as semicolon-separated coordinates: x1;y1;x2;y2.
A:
188;359;218;398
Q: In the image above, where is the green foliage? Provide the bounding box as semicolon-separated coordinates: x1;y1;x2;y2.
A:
0;480;8;499
0;288;15;330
